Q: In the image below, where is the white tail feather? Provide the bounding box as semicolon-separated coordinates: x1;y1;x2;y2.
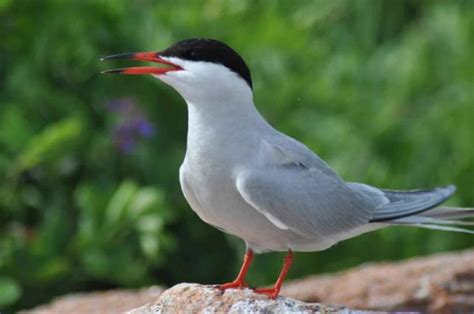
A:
391;212;474;234
422;207;474;219
395;216;474;226
407;223;474;234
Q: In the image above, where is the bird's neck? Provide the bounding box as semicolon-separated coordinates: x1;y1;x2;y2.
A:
184;93;268;160
188;94;262;126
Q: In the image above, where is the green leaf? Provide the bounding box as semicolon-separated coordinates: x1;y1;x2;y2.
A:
129;187;163;217
104;180;138;225
15;117;83;172
0;277;21;307
139;233;160;260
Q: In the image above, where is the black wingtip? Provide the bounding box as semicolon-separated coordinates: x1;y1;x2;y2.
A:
100;52;136;61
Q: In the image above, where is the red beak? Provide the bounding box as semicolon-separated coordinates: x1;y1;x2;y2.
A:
101;52;182;75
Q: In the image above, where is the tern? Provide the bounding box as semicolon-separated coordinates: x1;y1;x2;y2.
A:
102;38;474;298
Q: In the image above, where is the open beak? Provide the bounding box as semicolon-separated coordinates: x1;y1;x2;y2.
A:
101;52;182;75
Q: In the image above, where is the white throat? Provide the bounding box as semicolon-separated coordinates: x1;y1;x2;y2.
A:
184;85;267;153
157;59;270;159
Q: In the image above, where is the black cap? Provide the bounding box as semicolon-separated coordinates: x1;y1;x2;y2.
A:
160;38;252;89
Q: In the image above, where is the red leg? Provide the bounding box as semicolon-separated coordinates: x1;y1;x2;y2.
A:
218;249;254;290
254;250;293;299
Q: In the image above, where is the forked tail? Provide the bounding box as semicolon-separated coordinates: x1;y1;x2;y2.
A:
369;185;474;234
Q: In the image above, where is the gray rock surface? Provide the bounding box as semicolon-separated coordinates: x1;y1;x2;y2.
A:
127;283;367;313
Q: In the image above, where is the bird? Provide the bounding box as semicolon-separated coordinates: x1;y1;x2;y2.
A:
102;38;474;298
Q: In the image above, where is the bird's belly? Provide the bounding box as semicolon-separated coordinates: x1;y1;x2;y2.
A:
179;164;336;252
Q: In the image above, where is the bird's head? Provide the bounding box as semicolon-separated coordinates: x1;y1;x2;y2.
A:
102;38;253;104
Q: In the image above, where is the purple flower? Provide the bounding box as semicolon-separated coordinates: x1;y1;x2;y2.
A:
106;98;156;154
136;120;155;138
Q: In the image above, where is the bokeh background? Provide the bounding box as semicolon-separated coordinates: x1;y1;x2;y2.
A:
1;0;473;311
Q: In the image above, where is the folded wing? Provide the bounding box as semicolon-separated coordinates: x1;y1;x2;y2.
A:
236;136;375;239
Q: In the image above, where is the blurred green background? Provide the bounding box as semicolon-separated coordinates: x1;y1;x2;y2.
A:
1;0;473;311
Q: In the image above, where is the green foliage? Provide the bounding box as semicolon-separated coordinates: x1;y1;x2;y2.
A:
15;118;83;173
0;277;21;307
1;0;473;311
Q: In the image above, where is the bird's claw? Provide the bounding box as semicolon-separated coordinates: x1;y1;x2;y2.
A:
217;280;248;290
253;287;280;299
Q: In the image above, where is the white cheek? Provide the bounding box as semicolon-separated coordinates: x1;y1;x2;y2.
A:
155;71;203;101
159;70;195;87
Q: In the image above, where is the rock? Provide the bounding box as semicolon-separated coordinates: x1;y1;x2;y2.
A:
281;249;474;312
26;286;164;314
127;283;366;313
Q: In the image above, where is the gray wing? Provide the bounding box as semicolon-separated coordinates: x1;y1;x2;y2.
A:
235;135;376;238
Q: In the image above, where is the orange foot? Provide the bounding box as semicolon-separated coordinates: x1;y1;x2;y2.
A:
253;250;293;299
218;280;248;290
254;287;280;299
217;249;254;291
